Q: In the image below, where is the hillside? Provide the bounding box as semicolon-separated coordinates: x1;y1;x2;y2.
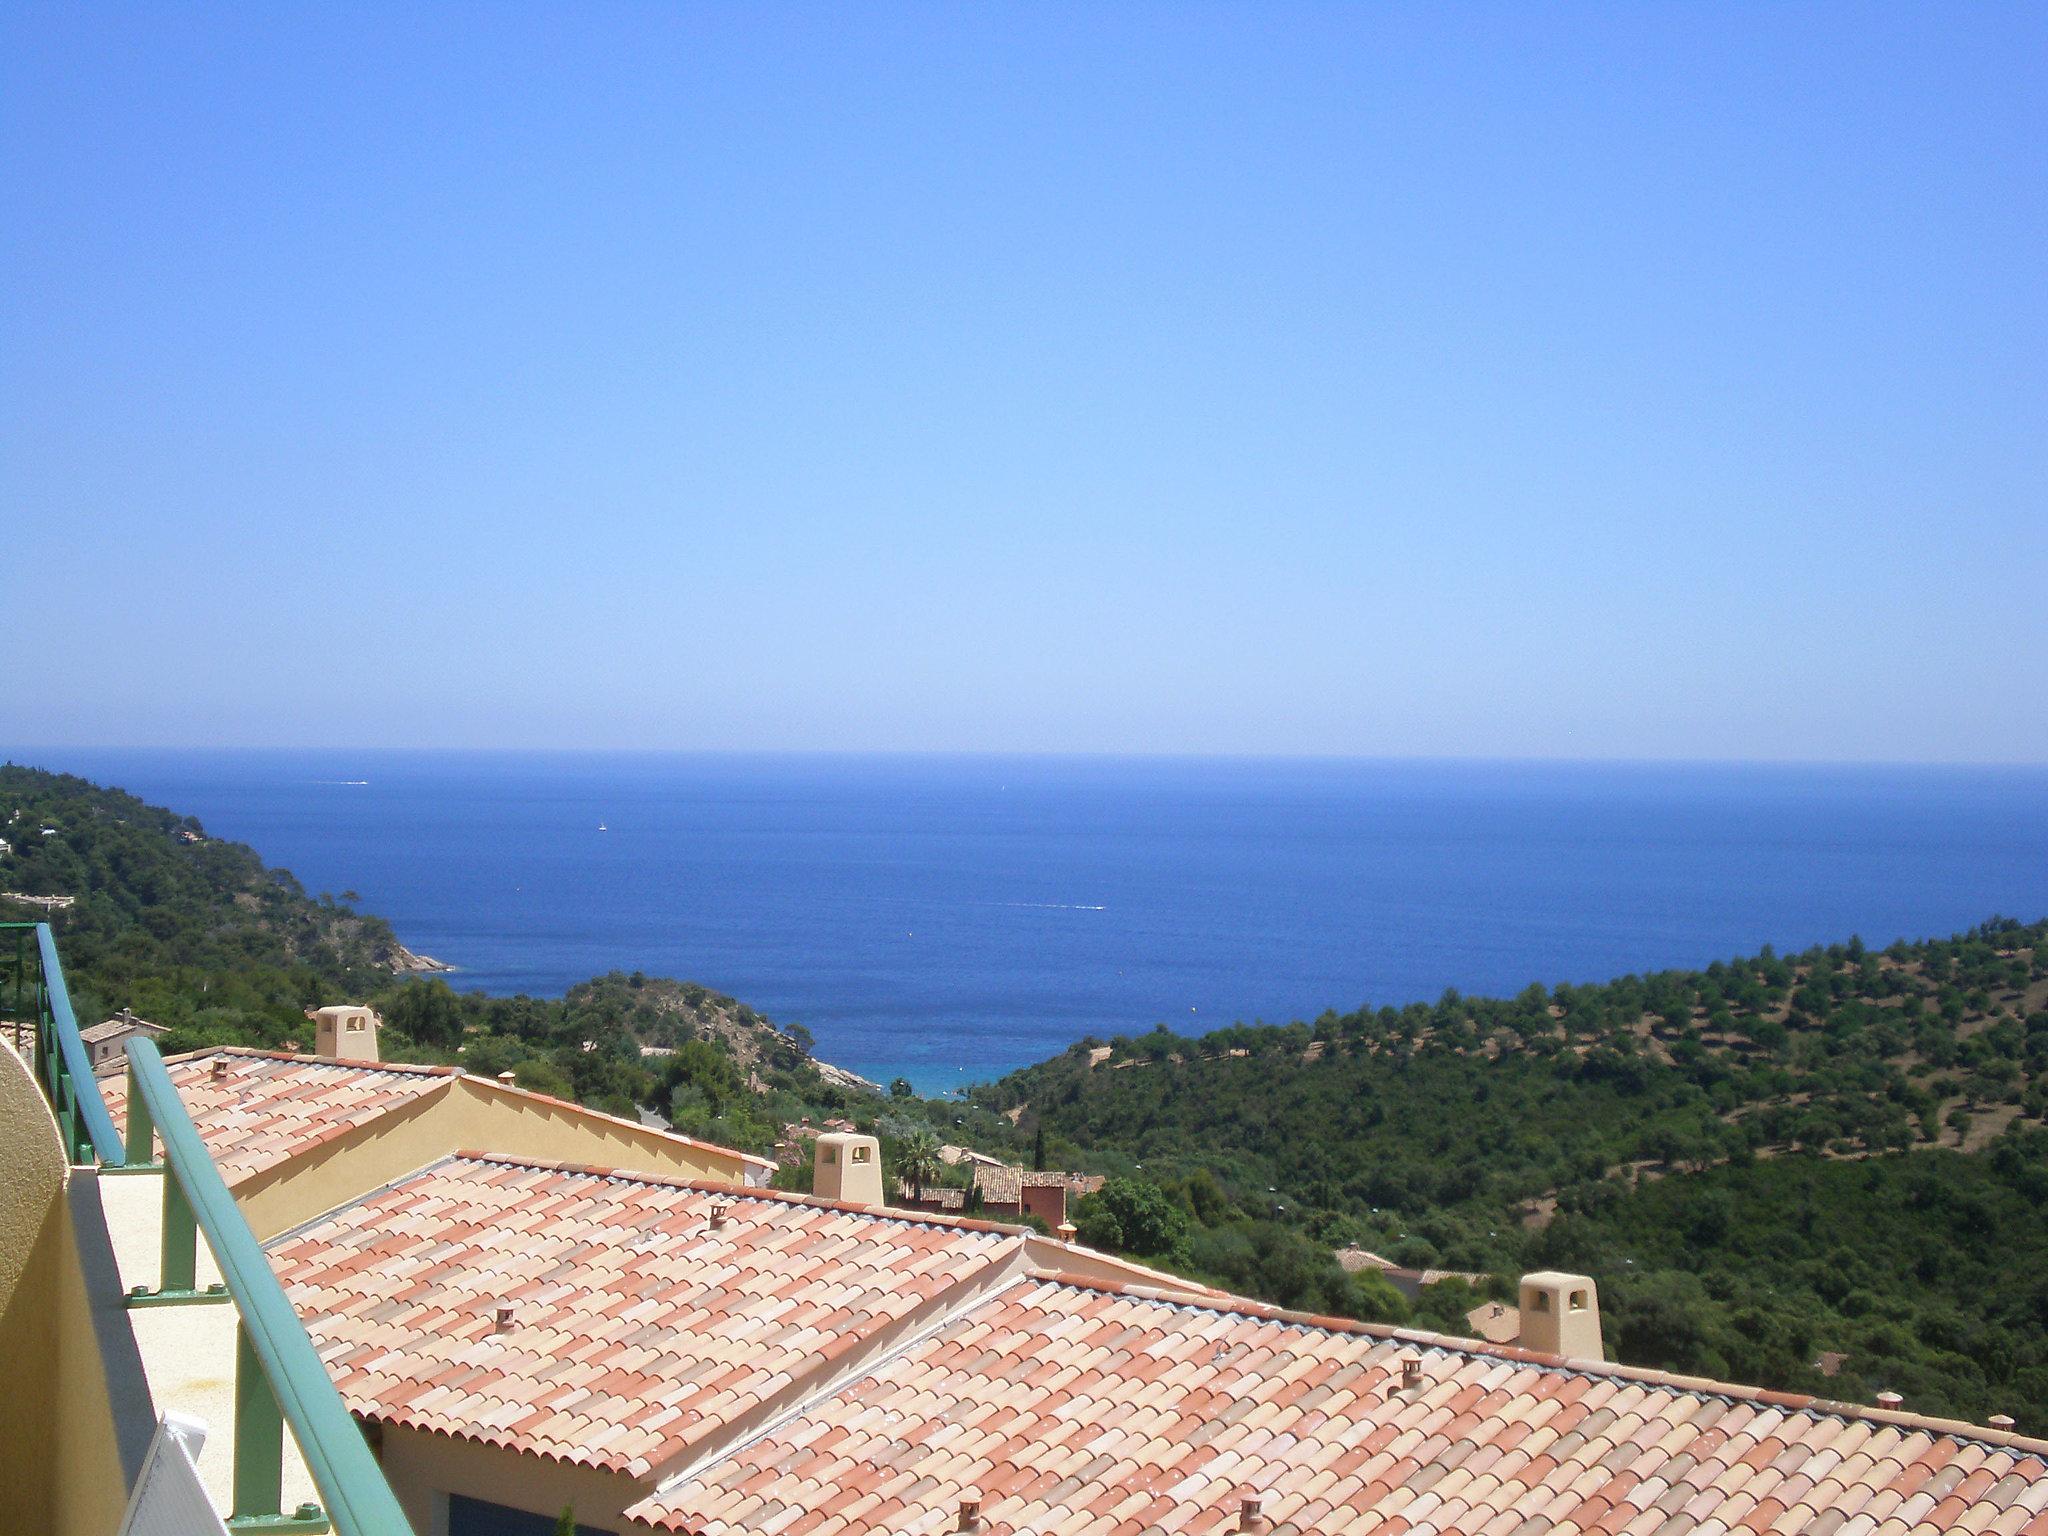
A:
979;918;2048;1420
0;763;416;1021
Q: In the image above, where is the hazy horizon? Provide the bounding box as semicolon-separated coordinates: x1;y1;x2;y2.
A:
11;743;2048;771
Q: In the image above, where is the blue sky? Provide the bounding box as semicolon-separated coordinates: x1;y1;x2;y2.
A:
4;4;2043;760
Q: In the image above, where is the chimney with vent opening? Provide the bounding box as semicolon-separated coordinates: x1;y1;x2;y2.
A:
1517;1271;1603;1361
812;1131;883;1207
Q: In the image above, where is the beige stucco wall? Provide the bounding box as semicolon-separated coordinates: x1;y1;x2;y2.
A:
0;1039;67;1532
0;1042;156;1536
53;1172;161;1536
380;1423;646;1535
1019;1230;1232;1300
234;1075;763;1241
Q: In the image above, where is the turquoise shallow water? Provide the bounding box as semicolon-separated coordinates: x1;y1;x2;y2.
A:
27;750;2048;1093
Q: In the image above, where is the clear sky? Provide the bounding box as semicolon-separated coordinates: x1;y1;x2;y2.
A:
4;4;2043;760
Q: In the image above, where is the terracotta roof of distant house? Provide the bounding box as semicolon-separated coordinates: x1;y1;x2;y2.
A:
898;1183;968;1211
1465;1299;1522;1344
265;1153;1023;1477
102;1046;774;1184
103;1047;454;1183
632;1275;2048;1536
80;1009;168;1045
972;1164;1106;1205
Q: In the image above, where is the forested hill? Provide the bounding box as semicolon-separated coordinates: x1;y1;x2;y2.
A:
0;763;415;1013
979;919;2048;1421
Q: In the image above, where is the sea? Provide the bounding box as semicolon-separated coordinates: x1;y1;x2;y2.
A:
24;751;2048;1094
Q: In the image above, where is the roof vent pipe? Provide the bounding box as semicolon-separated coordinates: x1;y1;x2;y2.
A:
493;1302;516;1334
496;1070;517;1084
709;1201;731;1231
1238;1493;1268;1533
1400;1353;1424;1392
1990;1414;2016;1432
956;1496;983;1532
210;1057;229;1081
1876;1391;1904;1410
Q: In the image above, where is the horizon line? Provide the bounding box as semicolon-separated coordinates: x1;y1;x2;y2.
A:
8;744;2048;772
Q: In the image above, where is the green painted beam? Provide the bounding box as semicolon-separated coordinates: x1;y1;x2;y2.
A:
234;1322;285;1521
125;1059;158;1165
32;923;125;1165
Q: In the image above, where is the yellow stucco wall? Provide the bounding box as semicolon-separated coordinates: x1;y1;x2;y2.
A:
53;1172;161;1536
380;1423;646;1535
0;1040;67;1532
0;1042;155;1536
234;1073;762;1241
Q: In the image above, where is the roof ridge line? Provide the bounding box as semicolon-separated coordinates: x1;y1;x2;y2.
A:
264;1151;470;1247
447;1150;1037;1236
1020;1271;2048;1453
161;1045;460;1077
457;1074;776;1170
646;1254;1037;1500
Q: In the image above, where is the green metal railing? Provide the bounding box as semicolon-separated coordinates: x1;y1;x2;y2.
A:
6;920;127;1164
12;922;413;1536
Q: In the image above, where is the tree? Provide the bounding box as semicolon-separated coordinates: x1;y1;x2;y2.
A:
553;1507;577;1536
890;1077;914;1099
1072;1178;1191;1264
898;1128;943;1202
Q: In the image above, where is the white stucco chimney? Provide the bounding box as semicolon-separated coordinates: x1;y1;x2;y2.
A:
1518;1271;1603;1361
306;1005;380;1062
812;1131;883;1207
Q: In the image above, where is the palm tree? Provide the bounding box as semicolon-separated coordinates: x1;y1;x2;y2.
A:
898;1128;943;1203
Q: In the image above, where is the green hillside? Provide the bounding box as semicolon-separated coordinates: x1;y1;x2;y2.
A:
981;918;2048;1422
0;763;412;1025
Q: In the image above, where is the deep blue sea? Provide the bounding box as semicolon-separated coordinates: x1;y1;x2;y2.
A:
22;751;2048;1093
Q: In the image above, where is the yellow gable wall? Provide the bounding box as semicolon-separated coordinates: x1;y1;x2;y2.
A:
379;1423;647;1536
233;1073;761;1240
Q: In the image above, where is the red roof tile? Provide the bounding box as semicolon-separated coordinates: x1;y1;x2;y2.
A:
103;1047;452;1183
102;1046;774;1184
264;1153;1020;1477
629;1278;2048;1536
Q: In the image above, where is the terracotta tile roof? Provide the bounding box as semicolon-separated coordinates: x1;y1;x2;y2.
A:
264;1153;1023;1477
103;1047;454;1183
631;1276;2048;1536
1467;1300;1522;1345
101;1045;775;1184
972;1165;1106;1205
80;1011;166;1044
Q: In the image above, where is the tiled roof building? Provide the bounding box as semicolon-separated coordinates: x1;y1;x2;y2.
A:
103;1046;776;1237
251;1147;2048;1536
633;1277;2048;1536
103;1049;454;1183
267;1154;1020;1478
50;1031;2048;1536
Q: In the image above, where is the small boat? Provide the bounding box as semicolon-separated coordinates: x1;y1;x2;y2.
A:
598;822;609;832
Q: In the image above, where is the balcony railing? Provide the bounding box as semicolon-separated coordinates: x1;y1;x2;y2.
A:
8;921;414;1536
